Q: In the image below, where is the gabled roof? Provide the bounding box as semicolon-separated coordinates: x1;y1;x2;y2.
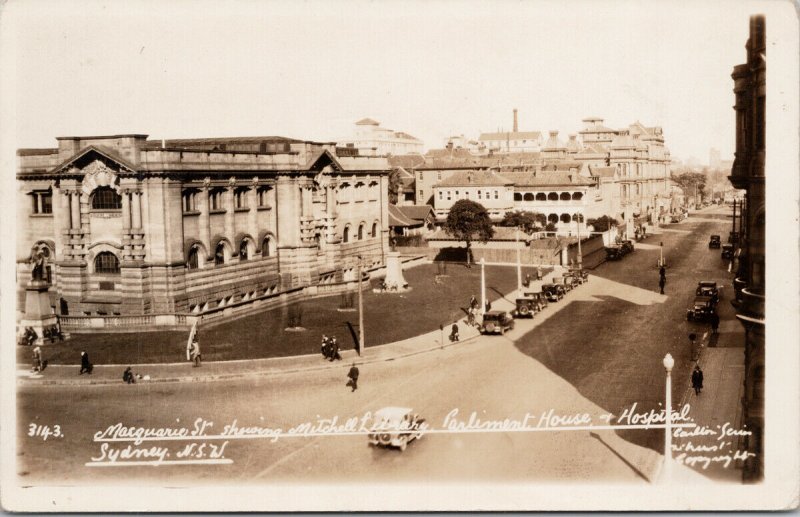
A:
396;205;435;222
388;204;419;227
435;170;513;187
49;145;138;175
588;166;617;178
355;118;380;126
502;171;596;187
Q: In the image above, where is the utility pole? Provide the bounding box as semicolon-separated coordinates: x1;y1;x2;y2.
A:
516;226;522;291
357;256;364;356
576;213;583;269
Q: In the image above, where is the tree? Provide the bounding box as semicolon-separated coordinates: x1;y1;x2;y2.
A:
671;171;707;197
388;168;405;205
545;222;557;233
444;199;494;267
499;210;546;232
587;215;617;232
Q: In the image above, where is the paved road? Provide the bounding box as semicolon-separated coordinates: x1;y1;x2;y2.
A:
17;207;735;485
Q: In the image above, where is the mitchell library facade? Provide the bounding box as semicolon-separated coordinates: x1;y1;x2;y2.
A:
16;134;391;324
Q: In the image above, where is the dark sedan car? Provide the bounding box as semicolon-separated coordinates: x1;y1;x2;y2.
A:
695;281;720;303
709;235;721;248
687;296;717;322
721;244;734;260
543;284;565;302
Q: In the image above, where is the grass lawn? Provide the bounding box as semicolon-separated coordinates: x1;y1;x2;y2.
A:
19;263;544;366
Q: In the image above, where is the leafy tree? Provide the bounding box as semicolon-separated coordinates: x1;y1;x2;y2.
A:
499;210;546;232
671;172;707;197
388;168;406;205
545;222;557;233
444;199;494;267
586;215;617;232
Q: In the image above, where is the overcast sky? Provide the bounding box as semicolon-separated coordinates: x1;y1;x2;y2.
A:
2;0;772;163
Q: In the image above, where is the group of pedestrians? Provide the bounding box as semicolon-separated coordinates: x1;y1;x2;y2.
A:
320;335;342;362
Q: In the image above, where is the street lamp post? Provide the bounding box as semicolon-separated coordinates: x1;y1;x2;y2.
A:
357;256;364;356
576;214;583;269
662;353;675;481
516;226;522;292
480;257;486;315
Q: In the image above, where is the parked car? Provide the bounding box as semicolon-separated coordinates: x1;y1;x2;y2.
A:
569;268;589;283
670;215;682;223
480;310;516;335
513;297;538;318
562;274;581;290
709;235;721;248
620;240;635;254
695;281;720;303
728;231;740;244
605;246;624;261
542;284;565;302
367;407;426;452
721;244;734;260
686;296;717;322
521;291;548;311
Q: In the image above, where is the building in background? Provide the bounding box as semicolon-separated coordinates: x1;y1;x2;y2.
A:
730;14;765;483
17;134;390;325
477;109;543;154
337;118;424;156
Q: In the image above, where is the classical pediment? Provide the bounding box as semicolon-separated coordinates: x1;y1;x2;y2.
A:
305;149;343;173
49;146;138;176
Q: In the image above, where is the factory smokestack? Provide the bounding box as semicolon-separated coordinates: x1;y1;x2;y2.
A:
513;109;519;133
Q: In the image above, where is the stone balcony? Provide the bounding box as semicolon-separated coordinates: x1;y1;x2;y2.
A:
736;287;765;327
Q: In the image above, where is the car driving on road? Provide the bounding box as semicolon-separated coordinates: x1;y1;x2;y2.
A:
367;407;427;452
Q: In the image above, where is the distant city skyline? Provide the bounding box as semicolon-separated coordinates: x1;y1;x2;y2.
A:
3;0;765;161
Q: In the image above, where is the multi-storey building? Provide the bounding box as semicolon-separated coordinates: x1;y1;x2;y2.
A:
337;118;423;156
477;110;543;154
730;15;766;483
17;134;390;322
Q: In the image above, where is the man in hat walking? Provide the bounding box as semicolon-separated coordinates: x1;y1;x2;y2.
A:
691;365;704;395
347;363;359;392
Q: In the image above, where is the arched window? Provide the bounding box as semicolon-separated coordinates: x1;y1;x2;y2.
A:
572;192;583;201
215;242;226;266
548;192;559;201
91;187;121;210
513;193;522;201
523;193;534;201
358;223;364;240
560;213;571;223
371;222;378;238
261;237;271;257
560;192;571;201
536;193;547;201
239;240;249;261
343;226;350;243
572;213;584;223
548;213;559;223
94;252;120;274
188;246;200;270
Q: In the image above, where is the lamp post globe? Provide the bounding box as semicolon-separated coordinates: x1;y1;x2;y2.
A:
663;353;675;372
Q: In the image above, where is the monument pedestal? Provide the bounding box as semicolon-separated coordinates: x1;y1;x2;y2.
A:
381;252;409;292
19;281;58;346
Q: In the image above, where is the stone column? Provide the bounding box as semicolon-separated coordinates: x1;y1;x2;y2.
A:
276;176;299;248
70;191;81;230
131;191;142;229
121;190;131;230
248;179;259;246
199;180;211;254
225;178;236;240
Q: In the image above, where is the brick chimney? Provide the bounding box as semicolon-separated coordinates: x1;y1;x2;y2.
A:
513;109;519;132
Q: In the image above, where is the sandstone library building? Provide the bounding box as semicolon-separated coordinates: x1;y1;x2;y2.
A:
16;134;391;326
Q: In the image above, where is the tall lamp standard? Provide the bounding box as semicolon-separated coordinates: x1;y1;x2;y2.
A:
576;213;583;269
357;255;364;356
480;257;487;315
662;353;675;481
515;226;522;292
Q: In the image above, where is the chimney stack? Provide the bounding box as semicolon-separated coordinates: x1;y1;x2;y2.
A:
513;109;519;132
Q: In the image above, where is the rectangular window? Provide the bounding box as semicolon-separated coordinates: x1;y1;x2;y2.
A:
419;190;423;199
258;187;271;207
182;191;196;212
235;188;248;209
437;171;442;181
210;190;224;211
494;190;499;199
438;191;443;200
31;191;53;215
465;191;470;199
447;191;451;201
478;190;482;199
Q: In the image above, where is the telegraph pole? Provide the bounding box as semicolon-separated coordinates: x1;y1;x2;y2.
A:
357;256;364;356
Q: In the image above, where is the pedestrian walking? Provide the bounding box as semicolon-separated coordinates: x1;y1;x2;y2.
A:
31;346;44;373
710;312;720;334
691;365;704;395
469;294;478;310
321;335;331;359
188;338;202;367
536;267;542;280
467;307;476;327
79;351;93;375
659;275;666;295
330;337;342;361
485;299;492;312
347;363;359;392
123;366;136;384
449;323;459;342
659;265;666;280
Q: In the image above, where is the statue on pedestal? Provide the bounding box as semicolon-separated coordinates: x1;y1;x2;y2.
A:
29;244;48;283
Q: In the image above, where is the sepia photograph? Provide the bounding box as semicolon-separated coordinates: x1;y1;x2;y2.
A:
0;0;797;512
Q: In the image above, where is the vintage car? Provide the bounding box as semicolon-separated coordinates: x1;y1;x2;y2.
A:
521;291;548;311
686;295;717;322
695;281;720;303
543;283;566;302
670;214;682;223
367;406;426;452
569;268;589;283
605;246;624;261
513;297;538;318
728;231;740;244
709;235;721;248
620;240;635;254
480;310;516;335
562;274;581;290
721;244;734;260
